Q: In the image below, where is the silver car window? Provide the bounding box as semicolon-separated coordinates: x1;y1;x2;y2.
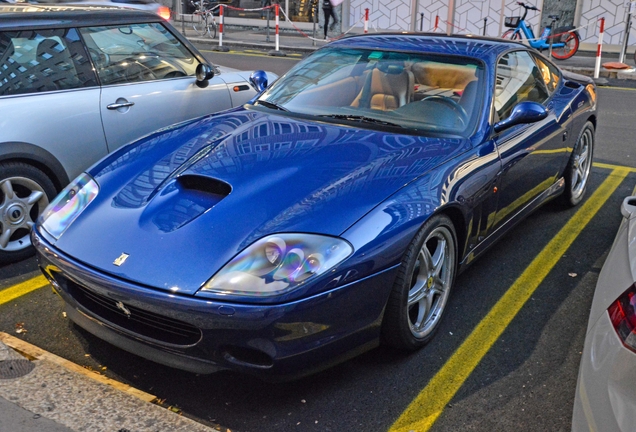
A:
79;23;198;86
0;28;97;96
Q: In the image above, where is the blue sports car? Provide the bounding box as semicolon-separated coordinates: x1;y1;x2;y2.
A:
33;33;597;379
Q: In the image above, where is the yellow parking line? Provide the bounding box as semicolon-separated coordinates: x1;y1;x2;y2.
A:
598;86;636;91
390;168;629;432
0;275;49;306
593;162;636;172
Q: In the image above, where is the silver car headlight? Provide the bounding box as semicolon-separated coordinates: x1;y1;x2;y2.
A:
200;234;353;297
40;173;99;240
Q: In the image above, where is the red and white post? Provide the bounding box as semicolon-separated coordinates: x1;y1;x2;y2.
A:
364;8;369;33
275;4;280;51
219;5;224;47
267;4;285;56
594;17;605;79
434;14;439;32
213;4;229;52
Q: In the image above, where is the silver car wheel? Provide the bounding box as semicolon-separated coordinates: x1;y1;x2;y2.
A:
570;127;593;201
0;176;50;252
407;225;455;339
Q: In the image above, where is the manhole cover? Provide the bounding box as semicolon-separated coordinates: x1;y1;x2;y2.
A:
0;359;34;379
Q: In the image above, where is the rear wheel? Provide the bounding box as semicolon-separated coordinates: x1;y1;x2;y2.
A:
0;162;56;265
551;31;579;60
502;29;522;41
560;121;594;207
210;21;217;39
381;214;457;350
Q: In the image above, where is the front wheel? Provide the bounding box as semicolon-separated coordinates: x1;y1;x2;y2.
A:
0;162;56;265
381;214;457;350
560;121;594;207
551;31;579;60
210;21;217;39
193;15;208;37
502;29;522;41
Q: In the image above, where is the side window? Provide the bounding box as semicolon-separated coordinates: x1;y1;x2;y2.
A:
494;50;550;120
0;28;96;96
79;23;198;86
532;54;561;94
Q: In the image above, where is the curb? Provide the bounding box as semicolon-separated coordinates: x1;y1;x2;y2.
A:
0;333;218;432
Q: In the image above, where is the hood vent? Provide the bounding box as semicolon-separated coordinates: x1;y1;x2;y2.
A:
141;175;232;233
177;175;232;197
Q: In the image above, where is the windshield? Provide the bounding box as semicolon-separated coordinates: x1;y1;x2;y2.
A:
257;47;485;136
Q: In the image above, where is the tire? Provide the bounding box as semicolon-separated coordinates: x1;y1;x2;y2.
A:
560;121;594;207
381;214;457;350
193;16;208;37
0;162;56;265
502;29;522;41
551;31;579;60
210;22;217;39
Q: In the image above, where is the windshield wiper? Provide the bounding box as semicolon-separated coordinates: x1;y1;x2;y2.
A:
255;100;288;111
319;114;403;128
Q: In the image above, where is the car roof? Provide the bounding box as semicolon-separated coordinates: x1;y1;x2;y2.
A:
328;32;526;63
0;3;160;29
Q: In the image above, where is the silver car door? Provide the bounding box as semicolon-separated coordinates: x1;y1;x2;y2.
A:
79;23;233;152
0;28;107;182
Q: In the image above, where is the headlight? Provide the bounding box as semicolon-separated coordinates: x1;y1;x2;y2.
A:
199;234;353;297
40;173;99;240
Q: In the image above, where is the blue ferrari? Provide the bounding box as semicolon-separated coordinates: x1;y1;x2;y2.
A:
33;33;597;379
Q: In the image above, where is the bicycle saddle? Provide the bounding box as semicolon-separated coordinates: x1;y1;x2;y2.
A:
548;14;560;20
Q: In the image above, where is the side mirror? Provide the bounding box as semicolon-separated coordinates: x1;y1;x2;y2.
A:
196;63;214;87
493;101;548;133
249;70;269;92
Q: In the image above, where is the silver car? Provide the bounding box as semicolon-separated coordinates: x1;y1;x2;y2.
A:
572;192;636;431
0;4;273;264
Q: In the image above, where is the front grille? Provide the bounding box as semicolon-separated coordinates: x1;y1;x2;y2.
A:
61;277;202;347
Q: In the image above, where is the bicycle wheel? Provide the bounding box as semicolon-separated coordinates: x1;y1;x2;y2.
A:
551;31;579;60
193;14;208;37
502;29;522;41
210;21;217;39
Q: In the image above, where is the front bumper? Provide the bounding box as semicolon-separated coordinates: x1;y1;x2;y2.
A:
33;230;398;380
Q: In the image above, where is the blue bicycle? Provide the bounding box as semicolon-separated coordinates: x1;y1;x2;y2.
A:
502;2;579;60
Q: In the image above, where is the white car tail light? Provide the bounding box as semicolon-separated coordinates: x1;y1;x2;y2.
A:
608;284;636;353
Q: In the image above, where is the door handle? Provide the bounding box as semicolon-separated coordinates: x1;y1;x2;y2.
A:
107;101;135;110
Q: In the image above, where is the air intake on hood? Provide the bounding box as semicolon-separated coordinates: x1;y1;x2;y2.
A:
177;175;232;197
140;175;232;233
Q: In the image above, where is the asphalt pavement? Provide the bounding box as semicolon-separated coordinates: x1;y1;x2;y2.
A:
1;22;635;432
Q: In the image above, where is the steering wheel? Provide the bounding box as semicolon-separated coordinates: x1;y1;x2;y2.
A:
163;71;187;79
87;47;110;69
421;95;469;127
123;61;157;83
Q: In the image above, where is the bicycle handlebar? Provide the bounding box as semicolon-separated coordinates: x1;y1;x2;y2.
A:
516;2;540;11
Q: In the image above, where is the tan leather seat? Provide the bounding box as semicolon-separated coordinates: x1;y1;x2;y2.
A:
351;62;414;111
412;63;476;91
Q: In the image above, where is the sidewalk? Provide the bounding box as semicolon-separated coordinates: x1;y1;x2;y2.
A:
0;334;217;432
176;20;636;83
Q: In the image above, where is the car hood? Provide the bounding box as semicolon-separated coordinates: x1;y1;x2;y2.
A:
54;109;469;295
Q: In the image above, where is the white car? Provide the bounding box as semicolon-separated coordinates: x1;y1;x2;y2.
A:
572;193;636;431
